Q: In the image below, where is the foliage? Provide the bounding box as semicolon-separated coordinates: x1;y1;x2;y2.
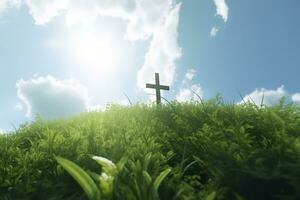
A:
55;154;171;200
55;156;101;200
1;98;300;200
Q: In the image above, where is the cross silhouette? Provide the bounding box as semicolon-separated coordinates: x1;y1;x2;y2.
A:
146;73;170;104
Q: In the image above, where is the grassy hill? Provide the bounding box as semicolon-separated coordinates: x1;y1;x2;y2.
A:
1;97;300;200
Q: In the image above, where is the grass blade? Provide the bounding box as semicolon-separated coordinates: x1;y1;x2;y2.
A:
154;168;171;191
92;155;117;175
55;156;101;200
205;191;217;200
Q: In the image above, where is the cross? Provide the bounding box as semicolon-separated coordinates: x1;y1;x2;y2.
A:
146;73;170;104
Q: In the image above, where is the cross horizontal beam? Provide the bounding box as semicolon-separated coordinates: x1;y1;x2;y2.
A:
145;73;170;104
146;84;169;91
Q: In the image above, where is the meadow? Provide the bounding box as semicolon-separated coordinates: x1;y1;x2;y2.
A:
1;97;300;200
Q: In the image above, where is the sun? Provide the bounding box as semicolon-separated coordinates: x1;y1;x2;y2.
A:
75;35;114;70
67;29;119;75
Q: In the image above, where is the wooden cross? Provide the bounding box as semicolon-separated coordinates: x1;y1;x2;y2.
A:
146;73;170;104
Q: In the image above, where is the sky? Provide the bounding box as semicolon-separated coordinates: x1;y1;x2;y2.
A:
0;0;300;131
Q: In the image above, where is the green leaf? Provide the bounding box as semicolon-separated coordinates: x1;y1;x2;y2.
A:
55;156;101;200
142;170;152;185
205;191;217;200
87;170;101;182
92;156;117;176
143;153;152;170
99;173;114;198
153;168;171;191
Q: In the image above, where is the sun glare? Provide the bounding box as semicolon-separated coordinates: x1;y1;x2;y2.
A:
67;29;120;75
77;37;114;69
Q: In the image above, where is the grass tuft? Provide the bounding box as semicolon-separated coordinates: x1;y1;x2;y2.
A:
1;98;300;199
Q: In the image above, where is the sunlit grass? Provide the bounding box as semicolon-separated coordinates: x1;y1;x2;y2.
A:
1;97;300;199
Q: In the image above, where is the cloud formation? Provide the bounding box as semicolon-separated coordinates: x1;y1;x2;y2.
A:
210;26;219;37
176;68;203;102
184;68;196;81
0;0;21;12
24;0;173;41
291;93;300;103
176;84;203;102
16;75;90;119
3;1;182;100
15;0;182;93
240;86;286;106
213;0;228;22
137;3;182;89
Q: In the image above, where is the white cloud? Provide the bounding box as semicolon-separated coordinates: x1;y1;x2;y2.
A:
16;75;90;119
185;68;196;81
291;93;300;103
4;1;182;102
15;103;23;111
25;0;69;25
213;0;228;22
182;68;196;85
1;0;176;43
137;3;182;89
0;0;21;12
177;68;203;102
210;26;219;37
176;84;203;102
19;1;181;91
123;0;173;41
240;86;286;106
23;0;172;41
19;0;182;95
88;104;104;112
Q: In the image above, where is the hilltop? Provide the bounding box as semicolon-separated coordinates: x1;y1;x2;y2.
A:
1;98;300;200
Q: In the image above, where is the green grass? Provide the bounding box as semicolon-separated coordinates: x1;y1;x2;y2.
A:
1;97;300;200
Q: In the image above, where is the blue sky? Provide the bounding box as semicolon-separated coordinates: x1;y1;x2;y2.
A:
0;0;299;132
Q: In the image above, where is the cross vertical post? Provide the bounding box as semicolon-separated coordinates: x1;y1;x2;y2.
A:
146;73;170;104
155;73;161;104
